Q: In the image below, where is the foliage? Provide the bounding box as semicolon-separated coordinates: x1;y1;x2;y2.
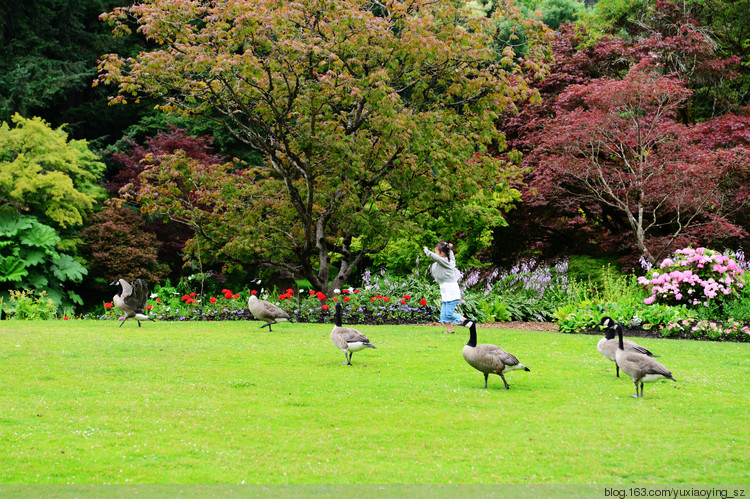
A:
0;114;106;229
0;207;87;311
539;0;587;30
98;0;552;294
0;0;151;143
105;127;225;198
663;318;750;341
6;289;57;320
526;64;748;264
79;205;169;284
637;247;745;307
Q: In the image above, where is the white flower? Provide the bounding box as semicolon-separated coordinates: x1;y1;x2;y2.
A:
334;289;341;294
150;293;158;298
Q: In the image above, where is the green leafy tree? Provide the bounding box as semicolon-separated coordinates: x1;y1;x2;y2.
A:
0;114;106;230
99;0;551;294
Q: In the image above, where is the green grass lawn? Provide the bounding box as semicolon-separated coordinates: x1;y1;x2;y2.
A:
0;320;748;484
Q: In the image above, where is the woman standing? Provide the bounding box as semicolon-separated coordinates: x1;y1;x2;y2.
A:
423;242;471;334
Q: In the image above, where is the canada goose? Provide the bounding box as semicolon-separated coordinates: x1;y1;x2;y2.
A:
597;317;659;377
331;302;376;365
247;294;290;332
615;322;676;398
462;321;530;389
110;278;154;327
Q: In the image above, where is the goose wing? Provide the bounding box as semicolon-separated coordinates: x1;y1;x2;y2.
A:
623;339;657;357
118;279;133;300
468;344;517;371
261;299;291;319
640;357;674;378
335;326;370;345
125;279;148;311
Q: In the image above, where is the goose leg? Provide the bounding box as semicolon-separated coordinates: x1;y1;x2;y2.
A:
347;352;354;365
500;374;510;390
615;363;620;378
639;382;644;398
483;373;489;389
137;320;141;327
260;323;271;331
632;380;640;398
119;318;126;327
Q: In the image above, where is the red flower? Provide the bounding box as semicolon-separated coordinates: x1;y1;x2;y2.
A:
63;315;70;320
286;288;294;295
190;292;196;297
182;294;190;302
210;297;217;304
342;289;350;294
316;291;326;300
370;297;375;303
146;304;153;311
321;304;329;310
156;297;161;303
354;289;360;294
186;297;195;304
419;299;427;306
376;295;383;299
224;292;233;299
232;294;240;299
343;296;350;302
400;300;406;304
251;290;257;295
383;297;391;302
104;302;113;309
221;289;230;294
309;290;316;295
403;295;410;301
333;297;339;302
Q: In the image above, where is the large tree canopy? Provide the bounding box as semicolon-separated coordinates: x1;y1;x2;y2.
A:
0;114;106;230
527;64;748;264
98;0;551;293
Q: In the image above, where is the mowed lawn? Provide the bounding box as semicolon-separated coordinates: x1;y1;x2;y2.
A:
0;320;748;484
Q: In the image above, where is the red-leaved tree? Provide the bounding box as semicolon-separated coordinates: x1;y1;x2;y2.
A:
526;64;748;264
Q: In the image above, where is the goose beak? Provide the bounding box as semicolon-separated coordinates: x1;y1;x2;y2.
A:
110;280;118;286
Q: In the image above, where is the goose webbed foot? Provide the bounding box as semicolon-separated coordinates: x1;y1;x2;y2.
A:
501;374;510;390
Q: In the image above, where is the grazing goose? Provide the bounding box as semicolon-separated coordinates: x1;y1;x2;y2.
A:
247;294;290;332
615;322;676;398
111;278;154;327
331;302;376;365
597;317;659;377
462;321;530;389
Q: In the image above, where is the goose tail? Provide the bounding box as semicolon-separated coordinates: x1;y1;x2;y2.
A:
365;343;377;349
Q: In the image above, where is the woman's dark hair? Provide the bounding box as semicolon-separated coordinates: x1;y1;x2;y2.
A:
439;242;452;261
